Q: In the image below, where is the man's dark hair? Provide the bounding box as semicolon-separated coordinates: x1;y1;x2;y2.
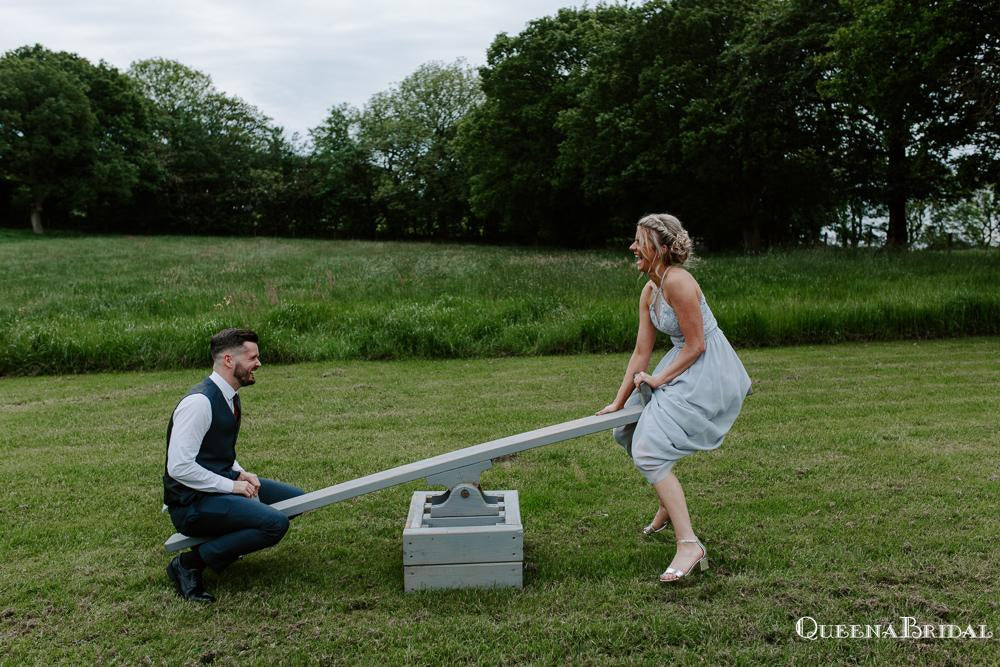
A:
210;328;259;361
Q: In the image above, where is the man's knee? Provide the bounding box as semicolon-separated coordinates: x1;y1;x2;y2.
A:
260;511;290;544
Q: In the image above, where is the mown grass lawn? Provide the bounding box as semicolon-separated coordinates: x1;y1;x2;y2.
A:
1;338;998;664
1;230;998;374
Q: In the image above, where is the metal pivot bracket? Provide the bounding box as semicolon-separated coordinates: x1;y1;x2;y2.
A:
424;460;498;519
427;482;501;518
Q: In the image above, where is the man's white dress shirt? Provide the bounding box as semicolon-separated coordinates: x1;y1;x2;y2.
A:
166;371;244;494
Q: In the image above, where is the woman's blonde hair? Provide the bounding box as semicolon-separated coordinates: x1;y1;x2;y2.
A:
636;213;694;279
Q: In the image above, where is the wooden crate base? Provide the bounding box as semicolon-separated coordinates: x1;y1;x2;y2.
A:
403;490;523;591
404;561;522;592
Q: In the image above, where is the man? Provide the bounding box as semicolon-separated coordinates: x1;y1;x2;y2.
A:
164;328;303;602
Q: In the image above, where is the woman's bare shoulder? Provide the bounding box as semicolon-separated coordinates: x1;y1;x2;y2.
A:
666;267;698;287
663;267;700;302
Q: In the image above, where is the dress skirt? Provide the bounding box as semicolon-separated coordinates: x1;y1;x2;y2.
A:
614;328;751;484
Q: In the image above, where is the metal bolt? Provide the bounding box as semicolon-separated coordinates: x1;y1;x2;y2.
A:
460;488;470;498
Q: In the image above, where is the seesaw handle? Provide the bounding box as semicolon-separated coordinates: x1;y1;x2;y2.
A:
638;382;653;406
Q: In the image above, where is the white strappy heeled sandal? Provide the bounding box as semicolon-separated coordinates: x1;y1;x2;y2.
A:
641;516;670;536
659;538;708;582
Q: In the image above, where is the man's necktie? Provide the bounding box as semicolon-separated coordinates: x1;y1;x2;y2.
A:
233;393;241;428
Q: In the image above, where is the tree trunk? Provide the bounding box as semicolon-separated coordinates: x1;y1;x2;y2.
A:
742;216;762;252
885;124;907;248
849;201;863;247
30;201;44;235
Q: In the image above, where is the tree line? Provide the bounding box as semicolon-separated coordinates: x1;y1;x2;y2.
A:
1;0;998;249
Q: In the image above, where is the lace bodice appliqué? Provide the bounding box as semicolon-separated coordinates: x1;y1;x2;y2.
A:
649;286;719;344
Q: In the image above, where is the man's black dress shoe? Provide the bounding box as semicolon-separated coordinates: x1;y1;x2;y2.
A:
167;556;215;603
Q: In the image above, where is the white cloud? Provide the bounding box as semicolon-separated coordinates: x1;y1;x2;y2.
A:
0;0;582;136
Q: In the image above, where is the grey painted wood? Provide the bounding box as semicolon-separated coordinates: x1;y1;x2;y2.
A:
406;490;429;529
404;528;523;565
166;402;643;552
503;491;521;526
424;513;507;528
408;491;520;528
425;461;492;488
405;489;523;565
404;562;522;591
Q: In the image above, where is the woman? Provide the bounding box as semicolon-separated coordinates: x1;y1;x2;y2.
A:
597;213;751;582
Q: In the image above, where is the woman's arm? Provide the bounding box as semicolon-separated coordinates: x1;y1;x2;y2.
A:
597;282;658;414
635;270;705;389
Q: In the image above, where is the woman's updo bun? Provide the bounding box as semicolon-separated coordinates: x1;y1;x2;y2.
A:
637;213;694;267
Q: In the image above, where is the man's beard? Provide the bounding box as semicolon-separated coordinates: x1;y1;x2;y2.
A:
234;364;256;387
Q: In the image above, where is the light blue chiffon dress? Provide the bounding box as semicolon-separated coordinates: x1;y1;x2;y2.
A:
614;285;752;484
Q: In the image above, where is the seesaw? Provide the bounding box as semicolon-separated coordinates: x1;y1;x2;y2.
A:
166;385;653;591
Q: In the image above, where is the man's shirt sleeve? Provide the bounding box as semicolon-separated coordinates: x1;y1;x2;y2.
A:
166;394;236;494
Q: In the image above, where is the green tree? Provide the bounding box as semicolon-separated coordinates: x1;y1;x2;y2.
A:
306;103;375;237
707;0;848;247
555;0;754;247
128;58;289;234
927;187;1000;248
557;0;853;249
459;6;630;244
0;45;152;233
819;0;1000;248
356;60;483;239
0;54;93;233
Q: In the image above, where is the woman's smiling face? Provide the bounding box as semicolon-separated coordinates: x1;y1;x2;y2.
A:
630;228;652;273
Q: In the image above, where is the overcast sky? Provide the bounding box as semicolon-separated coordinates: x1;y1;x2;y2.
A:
0;0;584;137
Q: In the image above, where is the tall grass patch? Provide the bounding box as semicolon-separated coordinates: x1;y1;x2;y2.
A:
1;231;997;374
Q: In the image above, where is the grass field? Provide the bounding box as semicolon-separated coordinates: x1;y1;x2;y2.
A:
1;230;998;375
1;338;998;664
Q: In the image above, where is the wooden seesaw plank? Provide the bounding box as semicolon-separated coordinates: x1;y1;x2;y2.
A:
165;400;645;552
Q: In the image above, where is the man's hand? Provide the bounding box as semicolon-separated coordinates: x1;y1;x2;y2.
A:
237;471;261;493
232;480;257;498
